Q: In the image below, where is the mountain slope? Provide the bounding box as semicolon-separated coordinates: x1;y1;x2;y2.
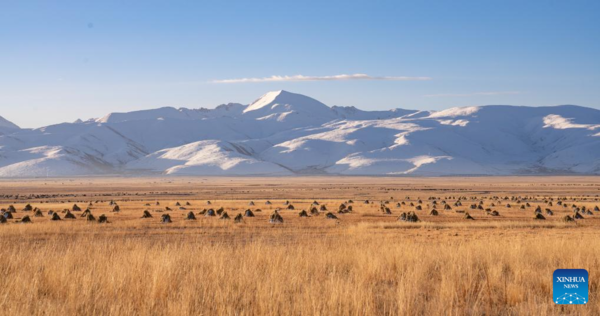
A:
127;140;291;175
242;90;338;128
0;92;598;177
0;115;20;132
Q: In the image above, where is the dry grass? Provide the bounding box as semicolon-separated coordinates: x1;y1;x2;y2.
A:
351;220;579;230
1;225;598;315
0;177;599;315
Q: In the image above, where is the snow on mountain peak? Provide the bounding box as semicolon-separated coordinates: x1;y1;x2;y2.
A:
244;90;286;113
96;107;192;124
543;114;600;130
428;106;481;118
243;90;331;115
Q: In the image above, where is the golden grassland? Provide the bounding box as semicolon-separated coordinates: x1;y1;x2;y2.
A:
0;177;599;315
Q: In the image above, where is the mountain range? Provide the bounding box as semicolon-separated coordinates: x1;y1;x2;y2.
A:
1;90;599;177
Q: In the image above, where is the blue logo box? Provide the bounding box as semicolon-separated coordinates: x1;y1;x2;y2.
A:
553;269;588;304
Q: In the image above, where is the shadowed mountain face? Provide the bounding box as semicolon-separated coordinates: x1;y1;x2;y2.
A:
0;91;599;177
0;115;20;130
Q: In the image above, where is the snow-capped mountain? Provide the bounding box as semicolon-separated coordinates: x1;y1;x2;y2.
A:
1;90;599;177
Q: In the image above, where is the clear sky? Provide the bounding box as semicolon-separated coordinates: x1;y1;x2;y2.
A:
1;0;599;128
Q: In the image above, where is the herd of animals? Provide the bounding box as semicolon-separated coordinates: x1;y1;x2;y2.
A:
1;195;599;225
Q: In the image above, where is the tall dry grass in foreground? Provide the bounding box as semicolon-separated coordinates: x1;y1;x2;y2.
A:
0;224;598;316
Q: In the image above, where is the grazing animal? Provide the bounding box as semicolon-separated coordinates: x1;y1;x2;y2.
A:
185;212;197;220
325;212;338;220
533;213;546;220
161;214;172;223
398;211;419;222
270;211;284;223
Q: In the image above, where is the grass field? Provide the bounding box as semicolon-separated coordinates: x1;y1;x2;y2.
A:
1;177;599;315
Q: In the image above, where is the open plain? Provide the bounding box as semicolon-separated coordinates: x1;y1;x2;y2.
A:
0;176;599;315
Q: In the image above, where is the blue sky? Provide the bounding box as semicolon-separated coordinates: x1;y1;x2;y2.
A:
1;0;599;128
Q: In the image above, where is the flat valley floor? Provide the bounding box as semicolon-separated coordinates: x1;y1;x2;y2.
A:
0;177;599;315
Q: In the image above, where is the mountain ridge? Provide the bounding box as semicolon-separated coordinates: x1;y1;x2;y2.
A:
0;91;598;177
